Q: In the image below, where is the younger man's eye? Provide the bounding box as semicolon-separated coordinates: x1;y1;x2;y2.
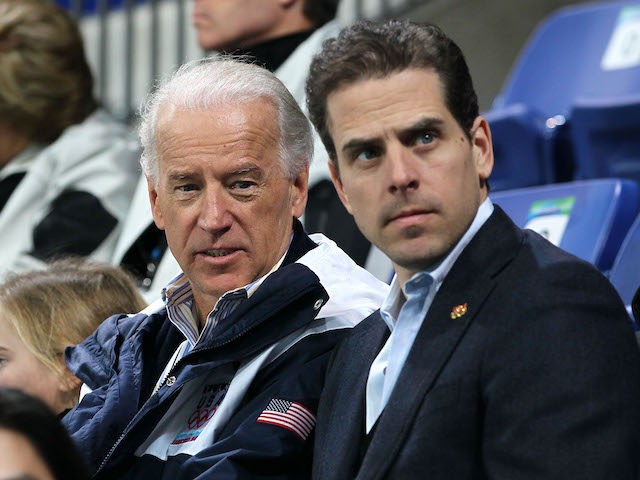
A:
415;131;435;145
355;149;379;162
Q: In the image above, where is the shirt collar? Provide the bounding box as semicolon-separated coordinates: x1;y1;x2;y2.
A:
380;197;494;328
162;235;292;347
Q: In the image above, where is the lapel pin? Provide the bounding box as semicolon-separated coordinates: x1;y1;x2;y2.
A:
450;303;468;319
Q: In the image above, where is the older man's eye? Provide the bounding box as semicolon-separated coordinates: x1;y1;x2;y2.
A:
230;180;255;190
177;184;197;192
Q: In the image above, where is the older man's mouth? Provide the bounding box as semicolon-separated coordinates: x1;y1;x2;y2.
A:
202;249;236;258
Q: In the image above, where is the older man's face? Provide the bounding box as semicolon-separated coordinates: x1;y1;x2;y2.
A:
149;98;307;319
192;0;286;51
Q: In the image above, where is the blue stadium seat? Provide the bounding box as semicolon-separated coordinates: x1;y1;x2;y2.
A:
491;179;640;272
570;94;640;183
483;104;553;191
609;213;640;316
487;0;640;188
54;0;147;16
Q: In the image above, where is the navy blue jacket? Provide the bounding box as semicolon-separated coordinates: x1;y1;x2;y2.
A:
63;224;387;479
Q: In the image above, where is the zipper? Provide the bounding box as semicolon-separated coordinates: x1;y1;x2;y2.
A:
97;428;127;474
172;282;322;371
95;382;184;477
95;278;323;474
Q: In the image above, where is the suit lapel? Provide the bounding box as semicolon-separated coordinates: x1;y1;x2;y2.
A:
357;207;521;479
316;315;389;480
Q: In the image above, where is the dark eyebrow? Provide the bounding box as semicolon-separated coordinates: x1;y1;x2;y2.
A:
405;117;444;131
341;117;445;155
399;117;444;137
341;137;383;157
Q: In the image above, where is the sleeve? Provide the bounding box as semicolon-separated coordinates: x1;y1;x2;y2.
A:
482;259;640;479
8;113;139;272
29;189;118;260
177;333;340;480
62;313;144;474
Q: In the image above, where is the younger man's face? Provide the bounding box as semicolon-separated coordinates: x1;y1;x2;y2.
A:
327;68;493;285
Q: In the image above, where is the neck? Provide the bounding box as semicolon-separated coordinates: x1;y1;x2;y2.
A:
225;28;315;73
194;302;209;330
234;9;315;50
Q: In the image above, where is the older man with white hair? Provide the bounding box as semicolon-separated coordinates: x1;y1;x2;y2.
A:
62;57;388;480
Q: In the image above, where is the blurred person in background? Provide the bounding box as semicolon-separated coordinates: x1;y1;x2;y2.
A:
0;258;147;416
0;386;90;480
0;0;140;280
113;0;371;301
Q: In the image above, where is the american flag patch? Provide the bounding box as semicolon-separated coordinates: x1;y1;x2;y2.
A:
256;399;316;441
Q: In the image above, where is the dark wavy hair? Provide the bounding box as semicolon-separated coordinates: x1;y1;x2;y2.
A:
306;19;479;163
0;387;90;479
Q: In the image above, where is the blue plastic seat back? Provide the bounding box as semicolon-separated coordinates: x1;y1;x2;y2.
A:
570;92;640;183
487;1;640;188
610;214;640;308
491;179;640;271
493;1;640;117
484;104;552;191
54;0;147;15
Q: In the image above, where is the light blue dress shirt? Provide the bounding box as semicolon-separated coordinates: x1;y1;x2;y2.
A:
365;198;494;433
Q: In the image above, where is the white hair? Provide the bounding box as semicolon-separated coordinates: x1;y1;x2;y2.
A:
138;56;314;185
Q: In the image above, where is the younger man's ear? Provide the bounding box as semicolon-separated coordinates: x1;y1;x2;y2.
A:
471;116;494;183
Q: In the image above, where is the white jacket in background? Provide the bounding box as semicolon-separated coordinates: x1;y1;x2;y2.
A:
0;109;140;279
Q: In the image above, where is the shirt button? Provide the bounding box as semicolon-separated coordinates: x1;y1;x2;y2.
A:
166;376;176;387
313;299;324;310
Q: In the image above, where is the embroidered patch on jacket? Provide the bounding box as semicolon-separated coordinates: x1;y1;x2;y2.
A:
171;383;228;445
256;398;316;441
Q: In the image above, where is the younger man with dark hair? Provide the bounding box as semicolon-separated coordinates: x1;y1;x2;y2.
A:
306;19;640;479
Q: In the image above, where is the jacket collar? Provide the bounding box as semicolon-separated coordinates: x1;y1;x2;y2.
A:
171;219;324;364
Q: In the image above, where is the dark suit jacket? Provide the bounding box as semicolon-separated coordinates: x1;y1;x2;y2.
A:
313;206;640;479
632;285;640;326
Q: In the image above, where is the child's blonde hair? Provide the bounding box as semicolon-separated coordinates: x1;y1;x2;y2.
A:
0;258;147;389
